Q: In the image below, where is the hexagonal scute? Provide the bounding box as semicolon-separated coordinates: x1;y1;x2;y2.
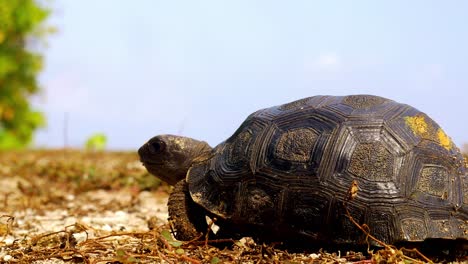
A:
347;142;395;182
366;209;397;244
217;115;271;176
401;218;428;241
279;97;313;111
342;95;389;109
256;107;345;179
274;128;318;162
226;130;253;166
415;165;449;199
323;95;399;118
277;95;332;112
406;143;463;207
334;122;408;187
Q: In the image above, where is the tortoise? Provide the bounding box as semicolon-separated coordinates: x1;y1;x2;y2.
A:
138;95;467;246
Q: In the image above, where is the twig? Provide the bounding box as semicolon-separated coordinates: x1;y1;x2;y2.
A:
401;247;434;263
159;234;173;251
191;238;235;245
343;180;433;264
179;254;202;264
185;231;205;245
205;217;217;247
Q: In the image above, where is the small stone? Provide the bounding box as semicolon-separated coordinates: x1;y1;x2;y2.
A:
115;210;128;220
73;232;87;244
237;237;255;248
4;236;14;246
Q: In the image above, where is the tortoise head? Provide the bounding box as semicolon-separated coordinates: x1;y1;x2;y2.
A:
138;134;212;185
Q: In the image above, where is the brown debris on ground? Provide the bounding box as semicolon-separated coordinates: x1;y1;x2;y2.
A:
0;150;466;263
343;180;437;264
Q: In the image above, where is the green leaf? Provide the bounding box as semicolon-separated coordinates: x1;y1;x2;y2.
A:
211;256;220;264
116;249;126;257
85;133;107;151
175;248;184;255
170;241;183;247
127;256;137;262
161;229;173;241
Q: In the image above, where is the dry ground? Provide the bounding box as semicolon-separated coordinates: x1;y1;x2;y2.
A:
0;150;465;263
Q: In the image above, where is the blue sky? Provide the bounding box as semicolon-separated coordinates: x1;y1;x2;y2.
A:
35;1;468;150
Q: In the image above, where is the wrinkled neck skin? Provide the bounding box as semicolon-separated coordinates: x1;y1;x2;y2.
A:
159;141;211;184
139;135;212;186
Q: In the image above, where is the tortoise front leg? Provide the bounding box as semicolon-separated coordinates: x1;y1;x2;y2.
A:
168;180;208;241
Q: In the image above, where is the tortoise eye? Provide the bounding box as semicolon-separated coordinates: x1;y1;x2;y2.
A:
149;140;166;154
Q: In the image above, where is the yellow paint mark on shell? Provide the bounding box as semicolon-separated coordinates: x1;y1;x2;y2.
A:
405;115;428;135
437;128;453;150
405;114;453;151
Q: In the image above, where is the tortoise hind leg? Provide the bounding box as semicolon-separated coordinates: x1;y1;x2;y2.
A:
168;180;208;241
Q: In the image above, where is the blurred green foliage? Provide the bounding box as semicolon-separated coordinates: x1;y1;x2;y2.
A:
85;133;108;151
0;0;51;149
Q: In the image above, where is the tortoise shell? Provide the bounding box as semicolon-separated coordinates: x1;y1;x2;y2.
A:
186;95;467;244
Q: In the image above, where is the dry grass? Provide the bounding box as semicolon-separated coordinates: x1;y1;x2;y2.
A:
0;150;465;263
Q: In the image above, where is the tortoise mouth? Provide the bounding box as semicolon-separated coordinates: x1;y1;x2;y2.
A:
140;160;166;175
143;163;181;185
139;157;164;166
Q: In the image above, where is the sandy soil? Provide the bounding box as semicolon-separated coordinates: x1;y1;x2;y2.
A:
0;150;465;263
0;176;169;263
